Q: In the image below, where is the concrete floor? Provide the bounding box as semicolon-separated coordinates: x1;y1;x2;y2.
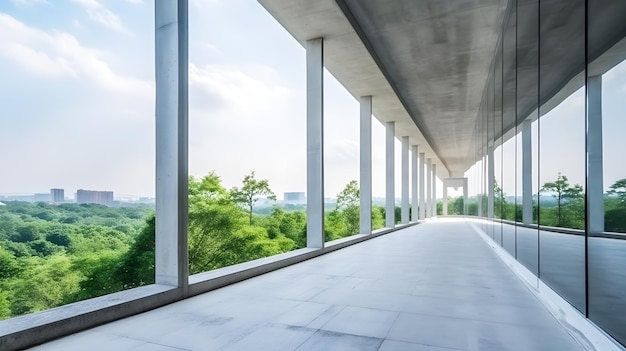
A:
29;219;584;351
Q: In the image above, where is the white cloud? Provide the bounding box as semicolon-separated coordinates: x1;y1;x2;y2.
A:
10;0;48;6
189;62;290;113
0;13;152;98
191;0;220;10
72;0;128;34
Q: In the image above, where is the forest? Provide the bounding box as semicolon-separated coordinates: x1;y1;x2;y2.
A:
0;172;387;320
4;170;623;320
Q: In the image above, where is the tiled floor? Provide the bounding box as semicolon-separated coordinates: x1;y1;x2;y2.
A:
29;219;585;351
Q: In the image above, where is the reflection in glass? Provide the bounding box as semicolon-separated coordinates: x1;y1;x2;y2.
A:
538;0;586;313
587;0;626;345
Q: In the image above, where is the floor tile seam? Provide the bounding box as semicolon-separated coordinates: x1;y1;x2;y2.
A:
392;309;565;330
304;287;330;302
115;334;192;351
380;310;401;341
406;291;550;310
378;338;467;351
298;329;386;345
305;304;347;330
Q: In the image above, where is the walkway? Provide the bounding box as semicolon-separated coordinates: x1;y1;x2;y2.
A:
29;219;585;351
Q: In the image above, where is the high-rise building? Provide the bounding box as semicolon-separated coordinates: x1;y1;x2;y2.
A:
76;189;114;205
50;188;64;203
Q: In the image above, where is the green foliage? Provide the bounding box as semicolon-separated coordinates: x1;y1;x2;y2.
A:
5;255;81;316
335;180;360;236
188;173;293;274
0;248;20;280
46;232;71;247
230;171;277;225
608;178;626;205
0;291;10;319
372;206;385;230
0;201;154;320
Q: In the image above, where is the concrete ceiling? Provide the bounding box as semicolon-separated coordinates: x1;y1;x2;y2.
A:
258;0;507;178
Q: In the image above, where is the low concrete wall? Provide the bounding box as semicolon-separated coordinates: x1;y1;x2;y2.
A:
0;222;418;351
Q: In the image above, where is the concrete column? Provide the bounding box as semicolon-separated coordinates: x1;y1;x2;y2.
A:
386;121;395;227
360;96;372;234
306;38;324;248
155;0;189;290
463;178;469;215
478;156;483;216
483;154;487;217
426;158;432;218
401;136;410;224
411;145;418;221
588;75;604;233
522;120;533;224
443;179;448;215
419;152;426;219
432;164;437;216
487;144;495;218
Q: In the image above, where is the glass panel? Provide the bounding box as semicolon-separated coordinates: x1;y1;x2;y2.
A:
587;0;626;346
494;44;504;246
0;3;155;319
516;0;539;275
538;0;586;312
501;3;517;256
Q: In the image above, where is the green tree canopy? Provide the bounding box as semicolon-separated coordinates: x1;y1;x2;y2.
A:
230;171;277;225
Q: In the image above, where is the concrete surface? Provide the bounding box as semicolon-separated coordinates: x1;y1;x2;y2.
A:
29;219;585;351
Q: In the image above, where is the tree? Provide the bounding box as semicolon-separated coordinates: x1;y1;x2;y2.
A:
541;173;584;227
336;180;360;235
608;178;626;205
231;171;277;225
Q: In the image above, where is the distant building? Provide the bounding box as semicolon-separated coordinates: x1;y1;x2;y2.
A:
51;188;64;203
284;192;306;204
76;189;114;205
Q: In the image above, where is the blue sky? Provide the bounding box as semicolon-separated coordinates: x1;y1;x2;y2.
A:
0;0;408;199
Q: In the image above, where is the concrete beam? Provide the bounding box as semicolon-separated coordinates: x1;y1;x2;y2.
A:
419;152;426;219
155;0;189;290
411;145;418;221
487;143;495;218
306;38;325;248
522;120;533;224
360;96;372;234
432;163;437;216
587;75;604;233
386;121;395;227
443;179;448;215
401;136;410;224
426;158;432;218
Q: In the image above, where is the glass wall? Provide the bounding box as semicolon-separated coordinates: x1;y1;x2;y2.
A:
587;0;626;345
538;0;586;313
465;0;626;346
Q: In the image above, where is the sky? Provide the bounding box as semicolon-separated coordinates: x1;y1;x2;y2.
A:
0;0;420;199
1;0;623;201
